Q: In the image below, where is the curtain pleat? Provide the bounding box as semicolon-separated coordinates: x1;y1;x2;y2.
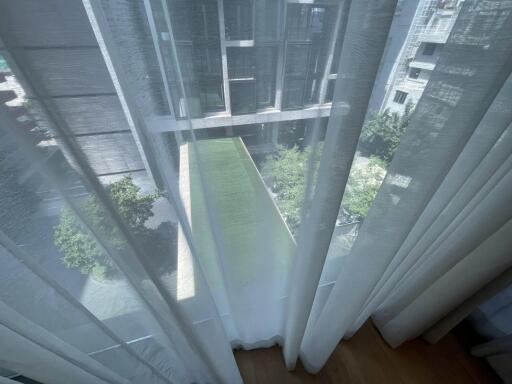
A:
348;76;512;336
0;301;127;384
282;0;398;369
299;0;512;371
376;217;512;346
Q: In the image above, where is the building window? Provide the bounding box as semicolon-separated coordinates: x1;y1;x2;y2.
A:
285;44;310;77
193;45;222;76
167;0;224;116
393;90;408;104
304;42;327;104
283;77;307;109
422;43;437;56
255;47;277;108
287;5;330;42
227;47;277;110
282;44;310;109
230;80;256;114
199;78;225;112
255;0;279;41
224;0;253;40
170;0;219;41
409;68;421;79
227;48;255;79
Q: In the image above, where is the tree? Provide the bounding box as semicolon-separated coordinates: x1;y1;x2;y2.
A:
261;145;321;235
54;176;175;280
360;101;414;164
261;145;387;236
341;156;386;218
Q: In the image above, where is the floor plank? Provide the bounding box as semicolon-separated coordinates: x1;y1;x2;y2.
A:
235;321;500;384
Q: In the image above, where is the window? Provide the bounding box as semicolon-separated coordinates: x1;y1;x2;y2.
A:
422;43;437;56
282;44;310;109
304;42;327;104
255;47;277;108
230;81;256;114
287;5;329;42
193;45;222;76
170;0;219;41
167;0;224;115
227;48;255;79
224;0;253;40
409;68;421;79
393;90;408;104
325;80;335;103
199;78;225;112
227;47;277;110
256;78;275;108
285;44;310;77
255;0;279;41
283;77;306;109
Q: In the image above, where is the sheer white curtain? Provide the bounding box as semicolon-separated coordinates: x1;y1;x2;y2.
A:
296;0;512;371
1;0;512;383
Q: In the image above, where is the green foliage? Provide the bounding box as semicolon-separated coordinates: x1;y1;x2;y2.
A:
261;103;413;231
262;145;387;234
342;157;386;218
360;101;414;163
261;145;321;235
54;176;173;280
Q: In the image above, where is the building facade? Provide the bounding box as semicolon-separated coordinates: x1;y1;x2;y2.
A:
144;0;348;155
378;0;463;114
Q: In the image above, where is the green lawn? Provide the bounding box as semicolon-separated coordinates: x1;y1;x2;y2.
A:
187;137;296;286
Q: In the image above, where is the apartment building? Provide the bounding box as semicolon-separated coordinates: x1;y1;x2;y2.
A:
378;0;462;114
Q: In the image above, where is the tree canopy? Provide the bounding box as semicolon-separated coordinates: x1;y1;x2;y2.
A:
359;101;414;164
261;145;316;235
54;176;174;279
342;156;386;218
261;144;387;235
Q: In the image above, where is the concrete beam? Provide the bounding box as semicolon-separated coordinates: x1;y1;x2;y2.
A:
148;103;348;132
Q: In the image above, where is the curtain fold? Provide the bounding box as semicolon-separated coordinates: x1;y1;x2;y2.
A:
1;0;512;382
349;75;512;337
283;0;398;369
299;0;512;371
0;300;128;384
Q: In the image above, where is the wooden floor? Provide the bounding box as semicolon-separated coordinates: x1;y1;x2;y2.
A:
235;321;500;384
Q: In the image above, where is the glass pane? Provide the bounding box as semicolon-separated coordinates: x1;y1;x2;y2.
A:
255;47;277;108
227;47;255;79
283;77;306;110
287;5;313;41
287;5;329;42
199;77;225;112
285;44;310;76
230;80;256;114
255;0;279;41
224;0;253;40
170;0;219;41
